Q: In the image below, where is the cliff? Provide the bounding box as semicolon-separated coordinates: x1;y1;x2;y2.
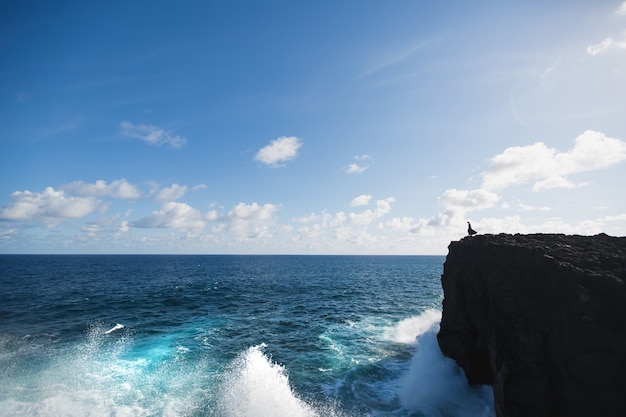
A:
437;233;626;417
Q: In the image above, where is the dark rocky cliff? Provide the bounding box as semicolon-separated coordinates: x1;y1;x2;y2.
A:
437;233;626;417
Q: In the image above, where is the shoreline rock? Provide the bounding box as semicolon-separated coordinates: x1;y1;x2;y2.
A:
437;233;626;417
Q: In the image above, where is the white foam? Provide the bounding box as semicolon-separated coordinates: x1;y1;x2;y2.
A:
104;323;125;334
0;326;211;417
383;309;442;344
218;344;319;417
398;322;495;417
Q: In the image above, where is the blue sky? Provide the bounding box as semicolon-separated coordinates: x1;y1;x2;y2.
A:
1;1;625;254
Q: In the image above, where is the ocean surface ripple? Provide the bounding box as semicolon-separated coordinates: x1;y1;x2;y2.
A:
0;255;494;417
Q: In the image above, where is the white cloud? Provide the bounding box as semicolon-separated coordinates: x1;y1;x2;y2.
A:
473;216;527;235
475;215;617;236
0;187;102;224
531;176;577;192
345;163;368;174
323;211;347;228
517;203;551;212
206;210;220;221
348;198;394;225
385;216;417;232
118;221;129;233
63;179;141;199
587;37;626;55
131;202;206;234
351;194;373;207
481;142;558;190
288;196;396;251
227;202;278;239
254;136;302;167
559;130;626;171
120;121;187;148
586;5;626;55
81;215;122;238
294;213;320;223
482;130;626;191
294;223;323;240
344;154;373;174
372;131;626;247
603;213;626;221
438;189;500;211
156;184;187;202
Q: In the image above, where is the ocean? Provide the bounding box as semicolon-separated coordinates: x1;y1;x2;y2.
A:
0;255;494;417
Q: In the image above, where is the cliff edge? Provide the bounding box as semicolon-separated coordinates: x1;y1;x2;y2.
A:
437;233;626;417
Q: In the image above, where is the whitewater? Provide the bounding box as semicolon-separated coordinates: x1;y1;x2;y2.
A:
0;255;494;416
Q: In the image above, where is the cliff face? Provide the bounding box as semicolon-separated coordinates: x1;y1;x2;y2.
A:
437;233;626;417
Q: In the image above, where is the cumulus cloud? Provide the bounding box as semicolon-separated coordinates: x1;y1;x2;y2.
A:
294;210;347;228
227;202;278;239
294;223;323;240
294;213;320;223
385;216;417;232
131;202;206;234
254;136;302;167
118;221;129;233
344;154;372;174
156;184;187;202
120;121;187;148
81;215;122;238
206;210;220;221
387;213;455;237
348;198;394;225
63;179;141;199
531;176;577;192
385;131;626;244
618;1;626;15
0;187;102;224
518;203;551;212
289;196;395;250
351;194;373;207
345;163;368;174
481;130;626;191
438;189;500;211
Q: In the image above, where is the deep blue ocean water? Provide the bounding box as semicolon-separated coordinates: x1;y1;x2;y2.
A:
0;255;494;417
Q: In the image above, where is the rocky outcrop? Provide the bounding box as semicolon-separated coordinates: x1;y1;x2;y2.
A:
437;233;626;417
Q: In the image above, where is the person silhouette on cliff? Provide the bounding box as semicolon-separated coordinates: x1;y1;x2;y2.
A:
467;222;477;237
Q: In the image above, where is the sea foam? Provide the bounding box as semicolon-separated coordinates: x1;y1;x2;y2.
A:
218;343;347;417
398;314;495;417
384;308;442;344
0;324;211;417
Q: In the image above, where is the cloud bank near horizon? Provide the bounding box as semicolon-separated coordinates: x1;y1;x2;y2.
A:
1;130;625;254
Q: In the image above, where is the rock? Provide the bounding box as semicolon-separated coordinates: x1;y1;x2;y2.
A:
437;233;626;417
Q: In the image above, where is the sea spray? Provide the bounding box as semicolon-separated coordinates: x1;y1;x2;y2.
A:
383;309;442;344
218;343;319;417
0;323;212;417
104;323;125;335
1;254;449;417
398;320;495;417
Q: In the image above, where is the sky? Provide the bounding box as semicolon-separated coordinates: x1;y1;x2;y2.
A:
1;0;625;254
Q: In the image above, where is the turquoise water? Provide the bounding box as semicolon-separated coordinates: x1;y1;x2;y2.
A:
0;255;493;416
